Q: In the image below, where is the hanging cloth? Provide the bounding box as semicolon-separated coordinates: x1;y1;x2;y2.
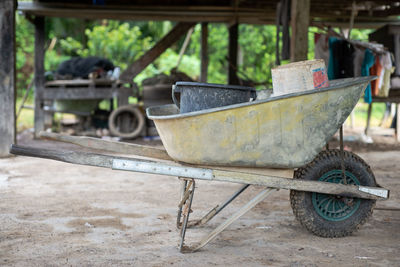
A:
361;49;375;103
378;67;395;97
327;37;338;80
314;33;330;67
377;52;395;97
327;37;354;80
353;47;365;77
369;56;383;96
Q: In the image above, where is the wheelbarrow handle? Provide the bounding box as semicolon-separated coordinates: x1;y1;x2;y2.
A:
172;84;180;109
9;144;388;200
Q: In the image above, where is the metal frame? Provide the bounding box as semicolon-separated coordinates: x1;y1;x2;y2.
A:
189;184;250;227
185;188;276;253
8;134;391;252
175;179;274;253
176;178;196;251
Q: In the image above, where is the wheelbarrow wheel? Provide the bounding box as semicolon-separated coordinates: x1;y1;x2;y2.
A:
290;149;376;237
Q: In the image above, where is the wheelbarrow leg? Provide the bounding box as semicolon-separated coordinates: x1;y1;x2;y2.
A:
176;179;188;228
177;183;250;228
181;187;276;253
176;178;195;228
176;178;196;252
189;184;250;227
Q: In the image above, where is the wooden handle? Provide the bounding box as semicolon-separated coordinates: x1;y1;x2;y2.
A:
10;144;113;168
38;131;172;161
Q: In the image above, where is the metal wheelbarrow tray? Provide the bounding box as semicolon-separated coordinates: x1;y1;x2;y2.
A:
147;77;374;168
9;76;389;253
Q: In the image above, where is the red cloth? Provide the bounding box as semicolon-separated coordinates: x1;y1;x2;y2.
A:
369;57;383;96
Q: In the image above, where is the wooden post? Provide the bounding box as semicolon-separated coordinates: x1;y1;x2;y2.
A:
365;103;373;135
290;0;310;62
396;103;400;142
34;16;46;138
228;23;239;85
200;22;209;83
0;0;16;157
394;34;400;76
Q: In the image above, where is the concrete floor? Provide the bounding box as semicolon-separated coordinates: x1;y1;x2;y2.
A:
0;137;399;266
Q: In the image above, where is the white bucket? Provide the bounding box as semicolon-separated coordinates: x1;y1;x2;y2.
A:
271;59;329;96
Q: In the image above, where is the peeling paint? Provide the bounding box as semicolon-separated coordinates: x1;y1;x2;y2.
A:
148;77;373;168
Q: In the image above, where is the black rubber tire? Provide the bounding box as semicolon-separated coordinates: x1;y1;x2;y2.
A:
290;149;376;238
108;105;145;139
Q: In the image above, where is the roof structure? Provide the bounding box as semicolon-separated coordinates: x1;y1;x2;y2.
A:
18;0;400;28
11;0;400;140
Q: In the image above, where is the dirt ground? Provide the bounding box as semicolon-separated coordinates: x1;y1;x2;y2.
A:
1;130;399;266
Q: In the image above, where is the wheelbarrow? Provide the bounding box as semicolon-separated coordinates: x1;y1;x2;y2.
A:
10;76;389;253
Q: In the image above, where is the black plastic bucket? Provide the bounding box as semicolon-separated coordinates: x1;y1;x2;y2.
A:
172;82;256;113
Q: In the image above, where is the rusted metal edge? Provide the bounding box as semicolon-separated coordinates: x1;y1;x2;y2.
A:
147;76;377;120
39;131;172;161
9;145;389;200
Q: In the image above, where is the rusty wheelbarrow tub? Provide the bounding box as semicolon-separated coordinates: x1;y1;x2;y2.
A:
147;76;375;168
10;76;389;253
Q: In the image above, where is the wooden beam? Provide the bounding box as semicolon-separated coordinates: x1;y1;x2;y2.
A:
42;87;132;100
200;22;209;83
290;0;310;62
119;22;196;83
34;16;46;138
17;2;400;28
17;2;276;24
0;0;16;157
228;22;239;85
9;144;388;200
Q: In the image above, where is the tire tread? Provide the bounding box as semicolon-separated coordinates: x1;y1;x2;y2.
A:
290;149;376;237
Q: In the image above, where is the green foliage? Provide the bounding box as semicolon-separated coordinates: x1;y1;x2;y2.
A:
308;27;317;60
51;20;201;86
15;14;34;97
57;21;153;71
131;21;173;42
16;14;34;69
353;102;386;127
238;24;277;87
45;50;69;74
46;17;93;43
158;48;200;77
16;17;387;132
59;36;83;56
206;24;229;84
85;22;152;70
187;23;229;84
350;29;374;41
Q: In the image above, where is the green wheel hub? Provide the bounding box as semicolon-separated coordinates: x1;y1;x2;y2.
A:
312;170;361;222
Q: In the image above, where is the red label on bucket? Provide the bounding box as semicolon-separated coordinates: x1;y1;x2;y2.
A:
312;68;329;89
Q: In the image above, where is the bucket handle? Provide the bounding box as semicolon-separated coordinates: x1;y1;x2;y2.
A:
172;85;180;108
